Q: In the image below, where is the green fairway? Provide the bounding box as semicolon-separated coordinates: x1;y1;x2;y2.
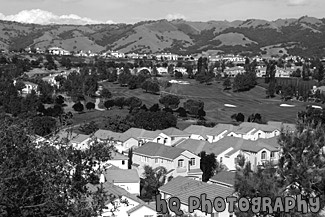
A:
99;79;320;124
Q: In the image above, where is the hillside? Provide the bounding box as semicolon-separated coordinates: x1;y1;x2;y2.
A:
1;16;325;57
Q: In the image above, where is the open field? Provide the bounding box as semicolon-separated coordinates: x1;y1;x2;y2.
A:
102;79;321;124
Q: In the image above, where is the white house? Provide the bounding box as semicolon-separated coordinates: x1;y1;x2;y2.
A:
152;127;190;146
103;167;140;196
227;122;280;141
94;129;139;154
202;136;280;171
48;47;70;56
87;182;157;217
184;124;233;143
132;142;202;180
159;176;235;217
104;151;129;170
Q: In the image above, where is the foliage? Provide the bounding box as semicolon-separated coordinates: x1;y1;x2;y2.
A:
159;94;180;109
133;110;177;131
104;100;115;110
233;71;257;92
79;121;99;135
102;115;134;133
83;77;98;97
199;151;218;182
72;101;84;113
113;97;126;109
0;117;116;216
175;107;187;117
100;88;112;99
141;166;167;199
124;96;142;109
30;116;57;137
223;77;232;90
183;99;204;117
141;80;160;94
231;113;245;122
85;102;95;110
128;148;133;169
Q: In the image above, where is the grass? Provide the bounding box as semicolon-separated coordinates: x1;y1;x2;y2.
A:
70;78;321;128
71;107;129;127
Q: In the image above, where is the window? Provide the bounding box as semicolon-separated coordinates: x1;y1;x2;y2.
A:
271;152;275;158
122;160;125;165
189;158;195;166
155;158;158;163
161;159;164;163
261;151;267;160
220;157;223;163
141;156;149;163
178;159;184;167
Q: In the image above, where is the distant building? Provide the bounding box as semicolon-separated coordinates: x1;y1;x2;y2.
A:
132;142;202;180
48;47;70;56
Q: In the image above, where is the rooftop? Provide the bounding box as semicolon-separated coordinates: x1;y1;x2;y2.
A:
161;127;190;137
209;171;236;187
133;142;186;160
159;176;234;205
174;138;207;154
104;169;139;183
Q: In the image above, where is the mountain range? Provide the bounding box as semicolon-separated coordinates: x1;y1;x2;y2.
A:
1;15;325;57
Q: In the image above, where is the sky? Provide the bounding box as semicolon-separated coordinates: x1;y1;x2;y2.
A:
0;0;324;25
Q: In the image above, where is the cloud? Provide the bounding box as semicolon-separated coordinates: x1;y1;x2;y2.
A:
287;0;309;6
0;9;114;25
165;13;186;20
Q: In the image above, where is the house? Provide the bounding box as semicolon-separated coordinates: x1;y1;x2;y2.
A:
103;167;140;196
87;182;157;217
227;122;280;140
132;142;202;180
202;136;280;171
94;129;139;154
223;66;245;77
184;124;232;143
152;127;190;146
123;128;162;145
53;130;91;150
208;171;236;188
48;47;70;56
104;151;129;170
159;176;235;217
13;80;40;95
267;121;296;133
173;138;208;155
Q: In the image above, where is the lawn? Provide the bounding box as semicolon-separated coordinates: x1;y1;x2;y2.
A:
71;107;129;127
83;79;321;126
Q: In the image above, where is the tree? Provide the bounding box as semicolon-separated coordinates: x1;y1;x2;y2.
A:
104;100;115;110
108;70;118;82
30;116;57;137
79;121;99;135
85;102;95;110
100;88;112;99
128;148;133;169
55;95;65;105
175;107;187;117
83;77;98;96
134;111;177;131
0;117;117;216
174;71;183;79
73;101;84;113
184;99;204;117
141;165;167;199
118;69;132;86
159;94;180;109
149;103;160;112
223;77;231;90
197;108;206;120
103;115;134;133
236;113;245;122
113;97;125;109
125;97;142;109
199;151;218;182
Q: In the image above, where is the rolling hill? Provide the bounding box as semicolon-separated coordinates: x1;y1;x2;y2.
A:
1;16;325;57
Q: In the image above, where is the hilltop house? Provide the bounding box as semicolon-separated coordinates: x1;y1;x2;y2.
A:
202;136;280;171
159;176;235;217
87;182;157;217
103;167;140;196
132;142;202;180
